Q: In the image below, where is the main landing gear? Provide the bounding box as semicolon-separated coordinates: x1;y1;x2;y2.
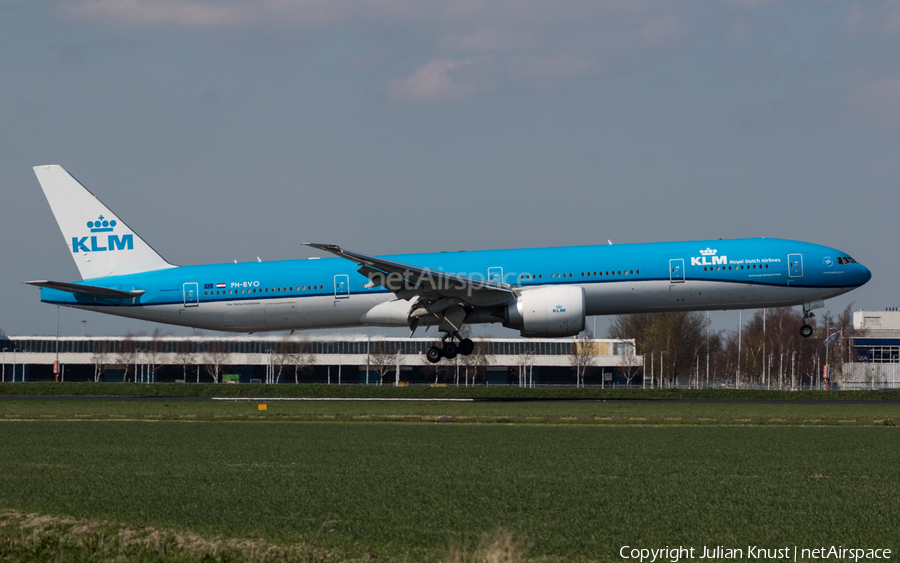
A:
426;332;475;363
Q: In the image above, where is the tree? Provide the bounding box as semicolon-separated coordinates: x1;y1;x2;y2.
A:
619;347;641;387
91;340;110;382
145;329;164;383
291;338;313;384
175;340;197;383
517;341;536;388
459;337;489;386
570;332;595;388
271;338;295;384
609;312;709;386
370;342;400;385
116;335;138;383
709;304;855;390
203;341;229;384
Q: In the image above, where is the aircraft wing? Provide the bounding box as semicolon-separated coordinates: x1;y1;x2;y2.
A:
23;280;145;300
303;243;515;306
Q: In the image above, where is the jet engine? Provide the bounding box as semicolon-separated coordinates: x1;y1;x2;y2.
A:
505;286;585;337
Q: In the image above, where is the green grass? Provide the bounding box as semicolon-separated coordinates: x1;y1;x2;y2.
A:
1;422;899;561
2;398;900;424
4;381;900;401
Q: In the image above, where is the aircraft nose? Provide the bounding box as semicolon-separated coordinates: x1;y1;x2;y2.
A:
858;263;872;286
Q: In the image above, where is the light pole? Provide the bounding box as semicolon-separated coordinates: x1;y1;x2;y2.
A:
762;308;766;388
706;311;710;389
737;310;742;389
660;351;667;388
791;351;797;391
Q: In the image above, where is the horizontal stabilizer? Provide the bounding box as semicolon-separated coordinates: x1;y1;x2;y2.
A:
23;280;145;300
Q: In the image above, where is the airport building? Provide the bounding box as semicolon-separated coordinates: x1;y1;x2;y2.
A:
0;335;640;387
843;310;900;389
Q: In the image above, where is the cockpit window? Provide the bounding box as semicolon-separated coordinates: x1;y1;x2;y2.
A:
837;256;858;265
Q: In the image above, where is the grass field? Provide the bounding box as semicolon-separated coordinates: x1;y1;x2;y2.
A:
4;381;900;401
2;398;900;424
2;418;899;562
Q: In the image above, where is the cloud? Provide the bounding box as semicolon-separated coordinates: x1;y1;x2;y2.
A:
388;58;478;104
846;0;900;36
849;75;900;128
60;0;245;26
59;0;696;102
640;16;688;48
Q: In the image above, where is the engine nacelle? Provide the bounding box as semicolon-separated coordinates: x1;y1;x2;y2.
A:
505;286;585;337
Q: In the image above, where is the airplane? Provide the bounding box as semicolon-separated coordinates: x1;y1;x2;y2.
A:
26;165;871;363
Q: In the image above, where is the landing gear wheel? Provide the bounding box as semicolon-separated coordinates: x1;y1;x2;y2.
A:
799;324;813;338
458;338;475;356
443;342;458;359
426;346;443;363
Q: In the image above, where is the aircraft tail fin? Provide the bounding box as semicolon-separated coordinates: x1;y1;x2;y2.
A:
33;165;175;280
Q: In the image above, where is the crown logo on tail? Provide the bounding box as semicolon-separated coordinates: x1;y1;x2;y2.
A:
87;215;117;233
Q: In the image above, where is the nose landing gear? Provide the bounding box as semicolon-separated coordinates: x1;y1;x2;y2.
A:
800;306;815;338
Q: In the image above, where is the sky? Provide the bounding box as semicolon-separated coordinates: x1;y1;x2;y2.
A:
1;0;899;339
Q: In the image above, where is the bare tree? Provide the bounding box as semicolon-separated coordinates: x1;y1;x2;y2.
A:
517;342;536;387
370;342;400;385
145;329;164;383
460;337;489;386
175;340;196;382
609;312;708;386
116;335;137;382
291;338;313;384
271;338;294;384
91;340;110;382
570;332;595;387
203;341;229;384
619;347;641;387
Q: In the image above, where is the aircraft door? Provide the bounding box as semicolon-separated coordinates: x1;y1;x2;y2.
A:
334;274;350;299
669;259;685;283
488;267;503;284
788;254;803;278
183;282;199;307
